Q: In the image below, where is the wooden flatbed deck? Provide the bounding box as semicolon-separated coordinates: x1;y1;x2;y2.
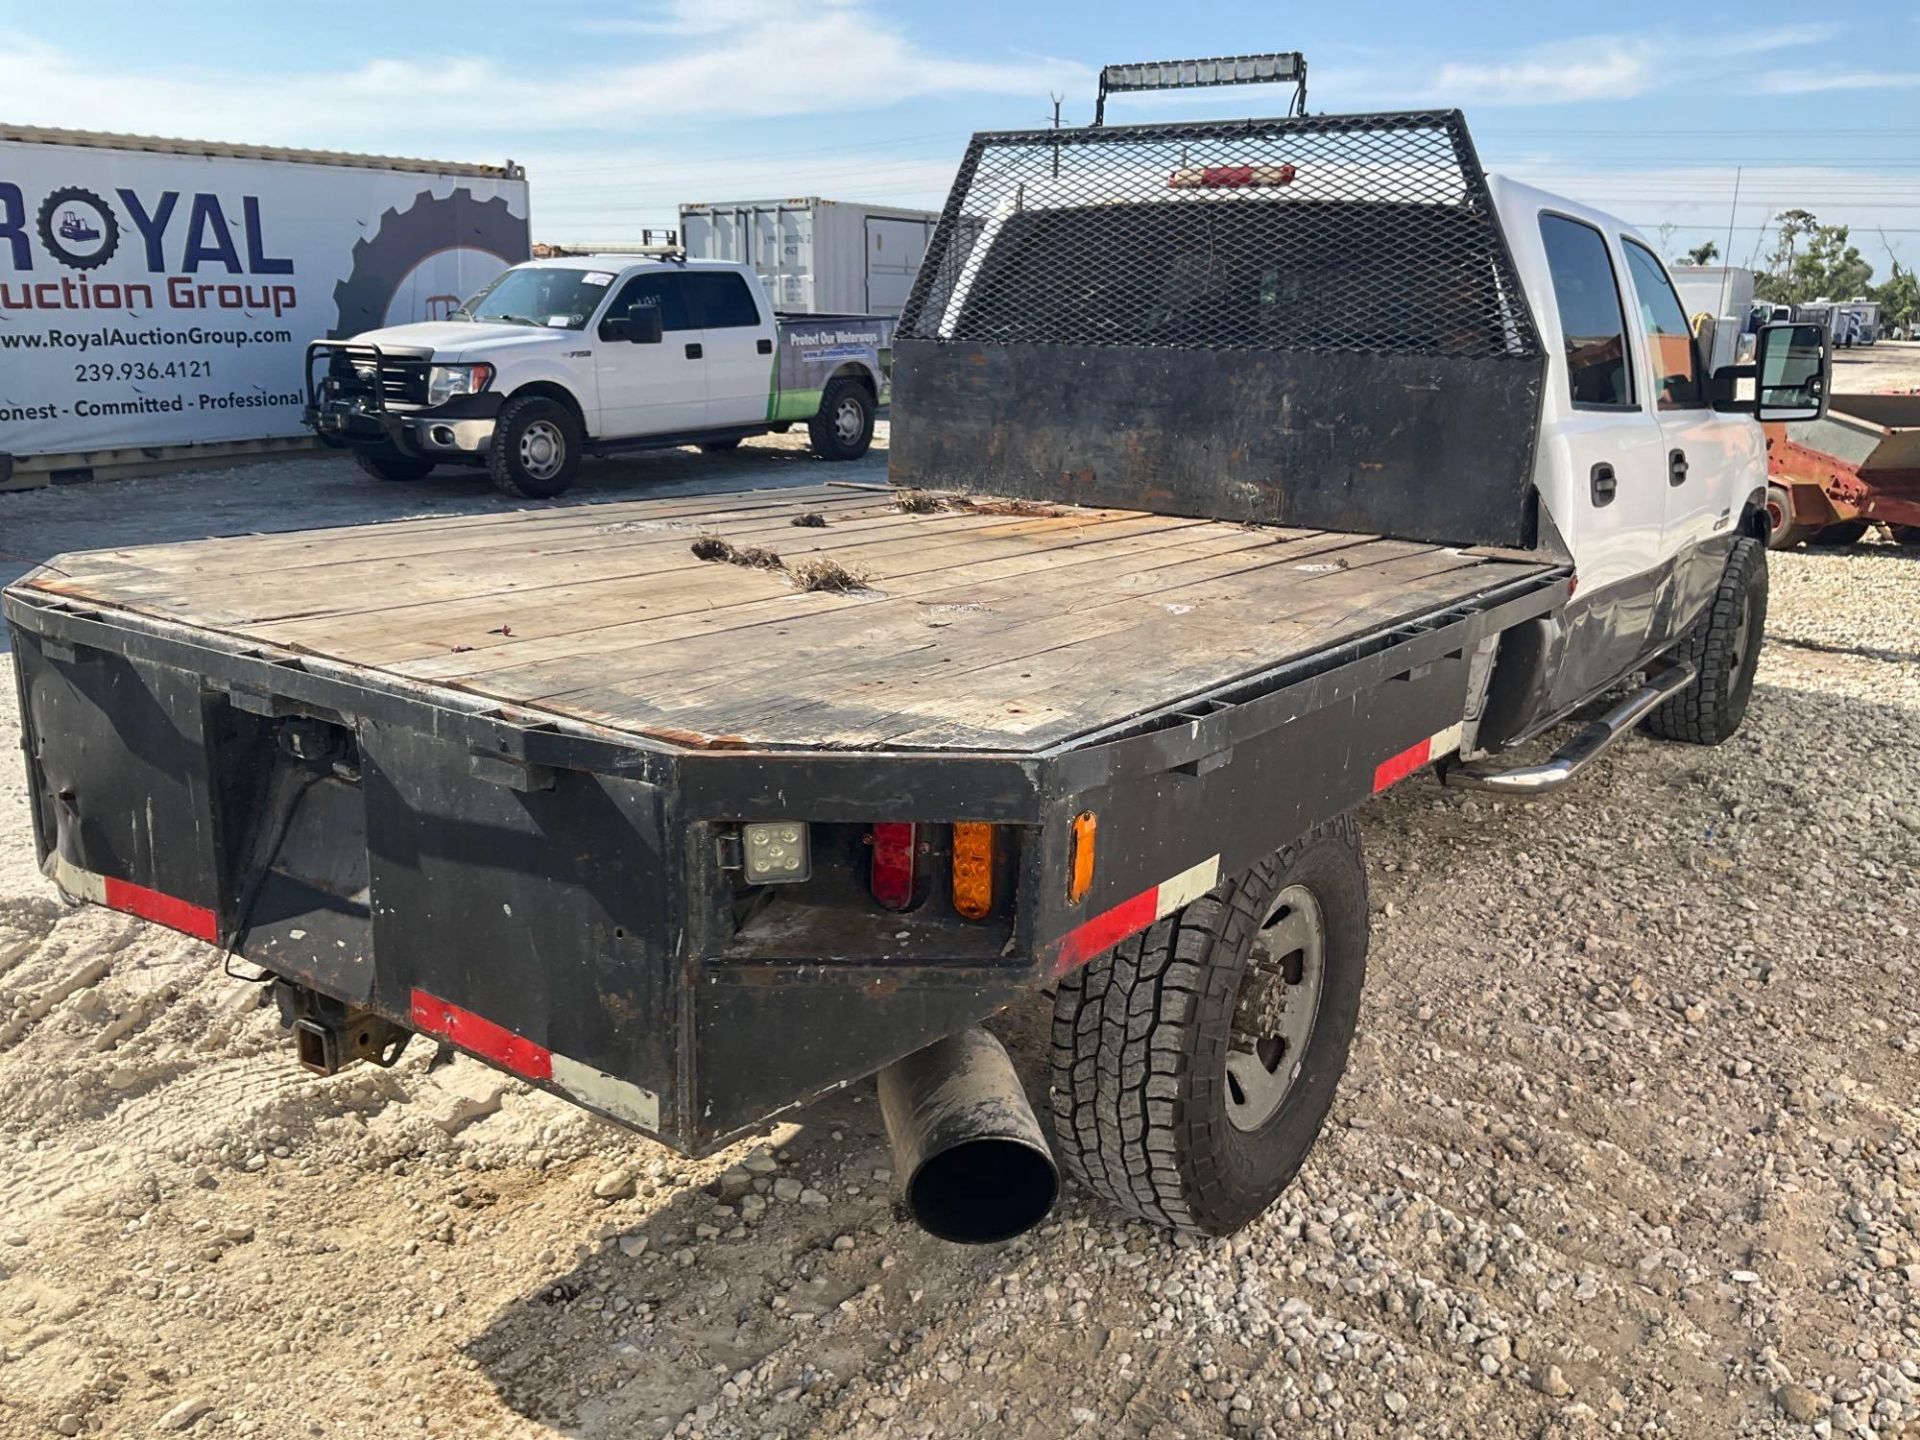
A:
21;483;1556;753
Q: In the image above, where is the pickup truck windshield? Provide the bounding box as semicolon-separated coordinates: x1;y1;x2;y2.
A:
458;268;614;330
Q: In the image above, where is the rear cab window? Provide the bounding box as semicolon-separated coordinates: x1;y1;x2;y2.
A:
1538;214;1634;409
1620;241;1705;409
684;272;764;329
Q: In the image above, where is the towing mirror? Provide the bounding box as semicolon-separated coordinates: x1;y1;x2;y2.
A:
627;304;664;345
1754;322;1829;422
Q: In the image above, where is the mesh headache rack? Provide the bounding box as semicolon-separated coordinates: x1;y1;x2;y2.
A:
889;110;1549;549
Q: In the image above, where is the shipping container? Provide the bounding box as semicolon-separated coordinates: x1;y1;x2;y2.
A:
679;198;947;316
0;125;529;489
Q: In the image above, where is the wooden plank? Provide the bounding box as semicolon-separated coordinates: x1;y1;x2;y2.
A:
241;504;1114;655
657;529;1397;742
43;490;904;621
877;552;1517;748
536;532;1443;743
383;512;1219;684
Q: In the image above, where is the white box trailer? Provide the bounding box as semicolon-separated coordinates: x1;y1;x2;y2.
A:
0;126;529;489
1670;265;1756;373
678;198;945;316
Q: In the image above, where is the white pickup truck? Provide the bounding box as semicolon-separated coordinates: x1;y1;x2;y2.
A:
302;256;893;497
9;107;1838;1246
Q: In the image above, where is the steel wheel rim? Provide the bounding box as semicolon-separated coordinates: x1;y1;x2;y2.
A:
519;420;565;481
1224;884;1327;1132
834;398;863;443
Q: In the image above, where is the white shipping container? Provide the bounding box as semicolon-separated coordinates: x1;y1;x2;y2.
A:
679;198;945;316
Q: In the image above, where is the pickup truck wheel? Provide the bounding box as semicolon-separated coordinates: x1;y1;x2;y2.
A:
1644;537;1767;746
352;444;436;483
1764;485;1810;550
489;397;582;499
1891;524;1920;547
808;379;874;461
1806;520;1870;547
1048;818;1369;1236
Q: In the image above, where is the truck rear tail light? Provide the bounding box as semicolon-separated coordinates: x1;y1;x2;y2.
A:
743;822;810;883
1167;163;1295;190
950;823;996;920
1068;812;1098;904
870;822;918;910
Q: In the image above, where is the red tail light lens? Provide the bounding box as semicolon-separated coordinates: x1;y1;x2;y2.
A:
870;822;917;910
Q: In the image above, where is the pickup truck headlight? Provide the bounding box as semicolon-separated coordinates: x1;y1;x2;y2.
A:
428;363;494;406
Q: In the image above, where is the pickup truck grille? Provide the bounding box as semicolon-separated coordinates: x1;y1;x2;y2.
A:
375;356;430;409
317;346;430;411
902;110;1540;362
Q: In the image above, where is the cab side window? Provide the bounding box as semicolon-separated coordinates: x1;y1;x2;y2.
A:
1621;241;1704;409
608;273;694;331
1538;215;1634;409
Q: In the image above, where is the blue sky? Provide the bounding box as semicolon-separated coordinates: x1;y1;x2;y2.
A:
4;0;1918;275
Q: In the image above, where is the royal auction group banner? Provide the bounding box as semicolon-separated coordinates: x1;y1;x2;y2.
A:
0;136;529;457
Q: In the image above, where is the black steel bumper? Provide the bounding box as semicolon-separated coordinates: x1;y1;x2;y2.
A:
302;339;502;458
5;565;1566;1154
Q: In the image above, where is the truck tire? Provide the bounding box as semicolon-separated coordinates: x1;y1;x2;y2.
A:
352;444;436;483
1764;484;1811;550
488;396;582;499
700;438;744;452
1644;537;1767;746
1048;818;1369;1236
807;378;874;461
1891;525;1920;547
1806;520;1870;547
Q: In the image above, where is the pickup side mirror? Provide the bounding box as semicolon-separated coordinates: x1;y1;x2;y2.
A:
597;302;666;345
1753;321;1829;423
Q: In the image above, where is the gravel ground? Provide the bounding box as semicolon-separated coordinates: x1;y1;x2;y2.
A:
1;415;1917;1440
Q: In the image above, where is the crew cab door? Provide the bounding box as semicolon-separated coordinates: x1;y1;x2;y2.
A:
1617;239;1754;562
687;270;777;427
1535;213;1670;596
594;271;705;438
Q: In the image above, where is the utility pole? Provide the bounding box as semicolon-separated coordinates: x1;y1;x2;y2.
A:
1050;92;1063;177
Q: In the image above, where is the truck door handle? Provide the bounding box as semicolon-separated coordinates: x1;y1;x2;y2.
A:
684;342;703;360
1668;449;1689;486
756;338;773;355
1590;462;1617;506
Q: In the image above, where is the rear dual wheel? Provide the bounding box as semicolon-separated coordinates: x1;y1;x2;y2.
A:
1049;819;1369;1236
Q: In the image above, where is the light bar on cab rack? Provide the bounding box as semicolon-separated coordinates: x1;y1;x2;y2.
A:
1095;51;1308;123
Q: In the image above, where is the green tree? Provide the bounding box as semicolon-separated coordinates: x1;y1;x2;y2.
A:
1682;240;1720;266
1873;261;1919;332
1754;211;1874;306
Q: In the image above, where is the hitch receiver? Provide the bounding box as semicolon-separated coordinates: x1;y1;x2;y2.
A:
275;982;412;1075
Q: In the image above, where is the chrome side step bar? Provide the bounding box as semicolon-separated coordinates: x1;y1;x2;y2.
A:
1440;662;1696;797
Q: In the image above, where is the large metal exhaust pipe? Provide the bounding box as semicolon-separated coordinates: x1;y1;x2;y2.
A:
877;1027;1060;1244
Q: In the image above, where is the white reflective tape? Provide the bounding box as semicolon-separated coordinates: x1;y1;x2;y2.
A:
44;851;106;904
1429;722;1465;759
551;1053;661;1131
1155;854;1222;917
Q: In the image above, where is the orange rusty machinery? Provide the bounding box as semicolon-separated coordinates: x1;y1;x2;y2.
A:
1764;392;1920;549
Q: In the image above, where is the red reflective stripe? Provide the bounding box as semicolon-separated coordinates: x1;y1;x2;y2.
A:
409;989;552;1082
1053;886;1160;976
1372;736;1435;793
100;876;219;943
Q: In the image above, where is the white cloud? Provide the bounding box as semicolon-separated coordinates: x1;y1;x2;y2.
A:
1111;25;1846;114
1756;70;1920;95
0;9;1084;150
